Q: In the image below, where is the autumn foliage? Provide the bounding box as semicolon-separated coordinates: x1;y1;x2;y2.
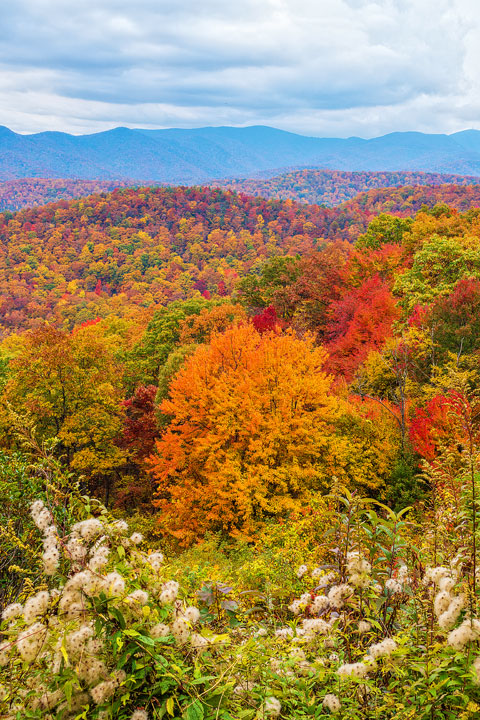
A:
149;324;396;544
149;325;339;542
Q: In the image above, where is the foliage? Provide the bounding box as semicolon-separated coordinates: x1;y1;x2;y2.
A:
214;168;480;208
0;324;126;480
3;454;480;718
150;324;396;544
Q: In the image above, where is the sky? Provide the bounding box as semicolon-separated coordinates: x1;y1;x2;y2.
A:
0;0;479;138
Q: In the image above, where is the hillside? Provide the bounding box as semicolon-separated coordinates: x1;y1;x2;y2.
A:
3;183;480;336
4;125;480;182
4;172;480;214
343;182;480;215
5;183;480;718
213;168;480;206
0;178;135;212
0;186;327;333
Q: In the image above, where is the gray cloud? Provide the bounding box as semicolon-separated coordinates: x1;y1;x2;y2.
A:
0;0;477;136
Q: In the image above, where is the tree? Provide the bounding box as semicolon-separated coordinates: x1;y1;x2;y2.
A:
394;236;480;313
149;325;338;543
149;325;395;544
325;276;400;380
0;324;126;498
355;213;413;249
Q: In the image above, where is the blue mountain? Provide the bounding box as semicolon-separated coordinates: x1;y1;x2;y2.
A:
1;125;480;182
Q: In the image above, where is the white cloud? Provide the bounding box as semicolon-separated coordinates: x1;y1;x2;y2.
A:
0;0;478;136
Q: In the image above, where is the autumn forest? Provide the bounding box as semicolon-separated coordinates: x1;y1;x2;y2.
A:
3;175;480;719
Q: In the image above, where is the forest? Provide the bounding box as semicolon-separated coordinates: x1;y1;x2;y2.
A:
214;168;480;206
0;180;134;213
2;183;480;719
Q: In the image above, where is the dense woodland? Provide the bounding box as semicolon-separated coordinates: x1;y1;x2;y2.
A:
3;183;480;718
214;168;480;206
0;179;134;213
3;170;480;215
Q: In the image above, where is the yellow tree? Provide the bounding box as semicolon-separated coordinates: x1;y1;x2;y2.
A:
0;323;126;501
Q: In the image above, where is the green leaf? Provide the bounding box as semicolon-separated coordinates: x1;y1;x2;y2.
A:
137;633;156;646
110;607;126;629
183;700;204;720
124;629;140;637
64;680;73;707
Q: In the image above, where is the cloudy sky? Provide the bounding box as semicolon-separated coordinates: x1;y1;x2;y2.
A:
0;0;479;137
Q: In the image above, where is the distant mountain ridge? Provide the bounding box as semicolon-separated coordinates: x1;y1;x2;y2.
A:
3;125;480;183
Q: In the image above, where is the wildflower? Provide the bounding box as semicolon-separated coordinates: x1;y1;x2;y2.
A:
368;638;397;659
424;566;450;585
473;656;480;684
130;532;143;545
2;602;23;621
125;589;149;607
43;546;60;575
159;580;179;605
57;692;90;714
31;501;52;532
311;595;330;613
23;591;49;624
150;623;170;639
385;579;402;594
146;552;164;570
111;519;129;534
447;619;480;650
302;618;330;636
289;599;303;615
438;595;465;630
76;658;109;685
323;693;341;713
328;584;352;609
104;572;125;597
337;662;369;679
65;535;87;562
263;696;282;716
130;711;149;720
171;616;190;643
86;637;105;655
439;576;455;592
349;573;370;588
17;622;48;662
190;633;210;651
275;627;294;639
90;680;116;705
88;545;110;572
183;606;200;624
397;565;410;582
296;564;308;579
33;688;64;711
358;620;371;634
434;590;452;618
72;518;104;542
66;625;94;658
346;552;371;576
0;641;11;667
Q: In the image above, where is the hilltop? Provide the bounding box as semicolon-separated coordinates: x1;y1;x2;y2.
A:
3;182;480;334
212;168;480;206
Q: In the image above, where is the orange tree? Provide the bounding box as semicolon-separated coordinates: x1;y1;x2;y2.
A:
149;324;395;544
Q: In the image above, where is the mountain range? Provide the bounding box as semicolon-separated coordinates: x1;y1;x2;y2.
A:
3;125;480;183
